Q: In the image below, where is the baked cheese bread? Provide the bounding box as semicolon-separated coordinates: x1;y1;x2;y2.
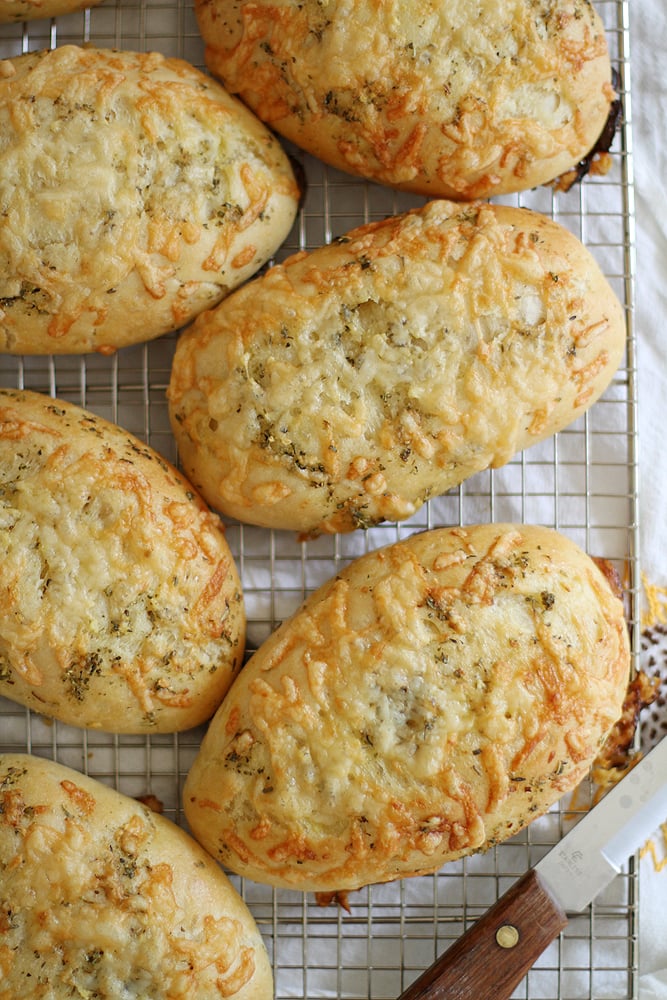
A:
0;0;99;21
0;45;299;354
168;200;626;536
0;754;273;999
0;389;245;733
183;524;631;892
195;0;614;198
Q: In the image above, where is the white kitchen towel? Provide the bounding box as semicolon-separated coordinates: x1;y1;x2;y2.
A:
631;0;667;995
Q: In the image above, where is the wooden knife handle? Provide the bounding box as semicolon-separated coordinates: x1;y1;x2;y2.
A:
398;869;568;1000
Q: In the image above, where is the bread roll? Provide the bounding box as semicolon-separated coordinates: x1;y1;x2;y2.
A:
183;524;630;892
195;0;614;198
0;753;273;999
0;45;299;354
168;200;625;536
0;389;245;733
0;0;99;22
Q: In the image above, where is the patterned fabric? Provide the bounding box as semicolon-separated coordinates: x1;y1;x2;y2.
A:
640;579;667;875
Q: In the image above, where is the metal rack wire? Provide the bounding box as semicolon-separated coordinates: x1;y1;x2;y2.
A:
0;1;639;997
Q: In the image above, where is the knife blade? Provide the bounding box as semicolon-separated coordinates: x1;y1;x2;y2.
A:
397;735;667;1000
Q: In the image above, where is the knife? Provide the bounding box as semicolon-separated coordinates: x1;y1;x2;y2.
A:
398;735;667;1000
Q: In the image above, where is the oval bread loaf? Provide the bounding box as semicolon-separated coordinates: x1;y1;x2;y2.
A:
0;0;99;21
0;754;273;999
196;0;614;198
168;200;626;536
183;524;631;892
0;45;299;354
0;389;245;733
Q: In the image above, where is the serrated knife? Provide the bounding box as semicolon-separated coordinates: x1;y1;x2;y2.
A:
398;735;667;1000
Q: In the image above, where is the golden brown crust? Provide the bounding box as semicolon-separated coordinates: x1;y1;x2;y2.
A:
0;46;299;354
0;389;245;733
168;200;626;535
195;0;613;198
183;524;631;892
0;0;99;21
0;754;273;999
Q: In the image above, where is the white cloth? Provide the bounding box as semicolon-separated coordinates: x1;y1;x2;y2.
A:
642;975;667;1000
632;0;667;995
635;0;667;585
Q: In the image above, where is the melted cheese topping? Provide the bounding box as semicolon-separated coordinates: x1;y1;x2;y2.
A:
169;200;625;535
0;755;272;1000
0;390;245;733
0;0;96;21
0;46;299;353
196;0;613;197
184;524;631;892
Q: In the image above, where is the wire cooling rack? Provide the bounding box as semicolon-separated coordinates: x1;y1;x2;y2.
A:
0;1;639;997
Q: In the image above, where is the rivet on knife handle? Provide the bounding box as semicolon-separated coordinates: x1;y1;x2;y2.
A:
397;869;567;1000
